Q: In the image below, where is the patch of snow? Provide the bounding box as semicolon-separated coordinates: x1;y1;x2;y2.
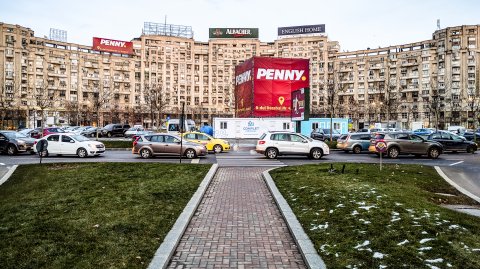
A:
359;205;376;211
395;202;404;206
299;186;307;189
329;209;334;214
472;249;480;252
418;247;432;251
336;204;345;208
392;211;400;216
359;219;371;224
379;265;387;269
425;258;444;263
391;217;401;222
421;231;428;234
420;238;434;244
397;240;409;246
373;252;384;259
425;265;440;269
357;201;366;205
320;244;329;252
447;263;453;267
354;240;370;249
335;253;339;257
351;210;359;216
310;222;329;231
448;225;460;230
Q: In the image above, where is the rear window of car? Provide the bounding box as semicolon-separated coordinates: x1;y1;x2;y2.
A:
259;133;266;140
339;134;349;140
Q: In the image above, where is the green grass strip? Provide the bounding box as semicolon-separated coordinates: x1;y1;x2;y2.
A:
271;163;480;269
0;163;210;269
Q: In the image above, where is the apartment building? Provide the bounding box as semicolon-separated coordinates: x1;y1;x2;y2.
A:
0;22;479;130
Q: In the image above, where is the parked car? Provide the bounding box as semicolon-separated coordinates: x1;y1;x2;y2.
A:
413;128;435;136
182;131;231;153
336;132;371;153
256;131;330;159
310;128;342;141
447;125;467;135
462;131;480;141
124;127;152;139
18;128;40;138
426;131;477;153
369;132;443;159
132;134;207;159
33;134;105;157
42;127;67;137
80;127;102;138
0;131;36;155
101;124;131;137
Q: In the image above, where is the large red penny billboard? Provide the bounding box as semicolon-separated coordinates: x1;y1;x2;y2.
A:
235;57;309;117
92;37;134;55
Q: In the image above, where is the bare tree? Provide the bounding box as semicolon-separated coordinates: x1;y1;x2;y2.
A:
34;79;55;136
92;89;111;139
144;82;167;130
64;100;80;126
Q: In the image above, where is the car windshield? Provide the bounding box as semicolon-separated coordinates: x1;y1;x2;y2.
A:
72;135;90;142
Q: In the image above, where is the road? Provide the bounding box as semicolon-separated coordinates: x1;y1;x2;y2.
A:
0;146;479;198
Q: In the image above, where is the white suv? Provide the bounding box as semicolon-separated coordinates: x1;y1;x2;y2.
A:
256;131;330;159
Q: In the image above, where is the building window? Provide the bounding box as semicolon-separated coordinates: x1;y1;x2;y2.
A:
220;122;227;129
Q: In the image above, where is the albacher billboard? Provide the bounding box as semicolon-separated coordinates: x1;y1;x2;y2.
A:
92;37;134;55
235;57;309;117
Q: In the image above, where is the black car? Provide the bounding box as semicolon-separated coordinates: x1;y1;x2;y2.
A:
427;131;477;153
310;128;342;141
462;131;480;141
0;131;36;155
101;124;131;137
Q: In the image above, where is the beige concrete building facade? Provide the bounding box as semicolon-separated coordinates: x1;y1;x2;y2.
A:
0;22;479;130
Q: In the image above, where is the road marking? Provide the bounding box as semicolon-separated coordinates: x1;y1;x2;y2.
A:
191;158;200;164
0;163;4;165
449;161;464;166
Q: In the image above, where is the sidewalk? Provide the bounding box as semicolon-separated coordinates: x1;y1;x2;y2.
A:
167;167;306;268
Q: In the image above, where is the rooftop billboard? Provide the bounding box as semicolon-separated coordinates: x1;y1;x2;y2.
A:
92;37;134;55
278;24;325;36
209;28;259;39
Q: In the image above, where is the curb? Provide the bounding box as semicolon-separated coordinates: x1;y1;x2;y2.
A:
105;148;132;151
262;169;327;269
0;165;18;186
147;163;218;269
434;166;480;203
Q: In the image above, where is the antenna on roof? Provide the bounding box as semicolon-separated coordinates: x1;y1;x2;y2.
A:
437;19;441;30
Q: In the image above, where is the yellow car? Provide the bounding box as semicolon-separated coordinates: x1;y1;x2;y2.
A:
182;132;231;153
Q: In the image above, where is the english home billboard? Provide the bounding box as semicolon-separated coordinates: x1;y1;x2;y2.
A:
278;24;325;36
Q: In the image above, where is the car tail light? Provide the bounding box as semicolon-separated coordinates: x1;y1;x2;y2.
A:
258;140;265;145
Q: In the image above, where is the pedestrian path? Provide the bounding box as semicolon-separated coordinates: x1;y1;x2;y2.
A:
167;167;306;268
215;151;286;167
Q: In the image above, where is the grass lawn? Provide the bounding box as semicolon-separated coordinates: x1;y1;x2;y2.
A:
0;163;211;269
270;163;480;269
100;140;134;148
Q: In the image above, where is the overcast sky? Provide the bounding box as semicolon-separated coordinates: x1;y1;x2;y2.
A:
1;0;479;52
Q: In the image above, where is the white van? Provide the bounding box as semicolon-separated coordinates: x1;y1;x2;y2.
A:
167;119;196;134
447;126;466;135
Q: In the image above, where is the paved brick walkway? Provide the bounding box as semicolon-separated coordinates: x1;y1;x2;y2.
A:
168;167;306;269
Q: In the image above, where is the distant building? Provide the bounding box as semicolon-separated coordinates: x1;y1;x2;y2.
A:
0;22;479;130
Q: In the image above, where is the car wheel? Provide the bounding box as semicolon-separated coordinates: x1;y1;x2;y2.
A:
428;147;440;159
387;147;399;159
265;148;278;159
466;146;476;154
107;132;112;138
353;145;362;154
140;148;152;159
7;145;17;156
310;148;323;159
185;148;196;159
213;144;223;154
77;148;88;158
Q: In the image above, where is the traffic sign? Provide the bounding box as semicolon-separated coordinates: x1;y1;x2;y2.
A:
375;140;387;153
